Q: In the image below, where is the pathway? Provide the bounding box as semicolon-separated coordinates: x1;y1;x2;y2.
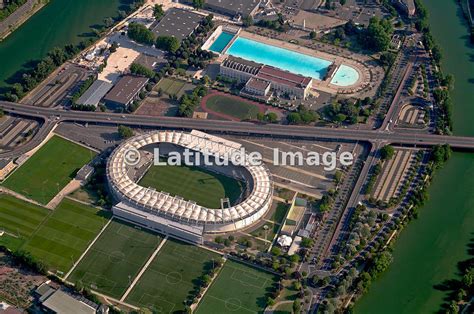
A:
63;218;113;280
119;236;168;301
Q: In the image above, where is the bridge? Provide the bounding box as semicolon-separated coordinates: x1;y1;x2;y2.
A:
1;101;474;159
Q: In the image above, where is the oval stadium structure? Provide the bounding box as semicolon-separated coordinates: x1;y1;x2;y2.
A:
107;130;273;243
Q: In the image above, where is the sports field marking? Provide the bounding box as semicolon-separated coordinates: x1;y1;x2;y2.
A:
230;268;269;289
138;293;176;313
204;295;255;313
63;218;112;280
120;236;168;301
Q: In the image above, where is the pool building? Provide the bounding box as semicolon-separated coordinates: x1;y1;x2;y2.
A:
220;56;313;100
203;27;365;101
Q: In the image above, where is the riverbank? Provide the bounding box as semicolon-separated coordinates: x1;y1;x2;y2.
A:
0;0;137;93
0;0;49;41
354;0;474;312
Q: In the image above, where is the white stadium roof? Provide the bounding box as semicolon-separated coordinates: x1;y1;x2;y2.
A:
107;130;273;226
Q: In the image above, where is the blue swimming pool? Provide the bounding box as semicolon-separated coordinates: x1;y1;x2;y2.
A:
208;33;360;86
330;64;360;87
225;37;332;81
209;31;235;53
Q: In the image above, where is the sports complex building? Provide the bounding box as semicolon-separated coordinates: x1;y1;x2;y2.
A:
106;130;273;244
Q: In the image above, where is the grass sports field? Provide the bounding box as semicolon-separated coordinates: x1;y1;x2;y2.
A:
22;198;110;273
3;136;95;204
69;220;162;299
139;164;244;208
205;95;261;120
0;194;49;249
196;260;279;313
126;239;220;313
155;77;187;97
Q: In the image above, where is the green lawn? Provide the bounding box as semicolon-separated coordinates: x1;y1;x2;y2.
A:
126;239;221;313
205;95;261;120
21;198;111;273
0;194;49;250
155;77;186;96
139;164;244;208
196;260;279;314
251;221;279;241
3;136;96;204
69;220;162;299
271;202;290;224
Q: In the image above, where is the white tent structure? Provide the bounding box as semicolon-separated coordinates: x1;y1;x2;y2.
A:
107;130;273;239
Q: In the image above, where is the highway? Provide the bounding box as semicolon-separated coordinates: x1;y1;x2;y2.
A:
2;101;474;159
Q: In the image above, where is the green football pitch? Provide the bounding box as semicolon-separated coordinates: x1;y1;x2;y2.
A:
139;164;244;208
69;220;163;299
22;198;110;273
205;95;261;120
196;260;279;314
0;194;49;249
126;239;221;313
3;136;96;204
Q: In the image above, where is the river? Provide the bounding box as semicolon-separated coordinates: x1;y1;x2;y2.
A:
0;0;130;92
355;0;474;313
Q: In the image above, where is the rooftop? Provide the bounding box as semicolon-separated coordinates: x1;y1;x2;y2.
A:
222;55;262;75
151;8;203;41
257;65;312;89
104;75;149;106
76;79;114;107
42;290;96;314
245;77;271;91
205;0;262;17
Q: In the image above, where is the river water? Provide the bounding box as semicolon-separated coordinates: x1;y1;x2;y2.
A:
355;0;474;313
0;0;128;92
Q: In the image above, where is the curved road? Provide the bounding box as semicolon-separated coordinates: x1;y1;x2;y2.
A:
1;101;474;159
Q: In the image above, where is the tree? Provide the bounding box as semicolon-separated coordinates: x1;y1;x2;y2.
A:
300;237;313;248
266;112;278;123
380;145;395;160
309;31;317;39
104;17;114;28
127;22;155;46
118;125;134;139
266;297;275;306
292;300;301;313
192;0;204;9
287;112;302;124
153;4;164;20
271;247;282;256
243;15;253;27
130;62;155;78
155;35;180;53
362;17;393;52
334;170;343;184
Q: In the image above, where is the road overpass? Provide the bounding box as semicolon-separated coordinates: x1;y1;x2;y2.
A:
1;101;474;159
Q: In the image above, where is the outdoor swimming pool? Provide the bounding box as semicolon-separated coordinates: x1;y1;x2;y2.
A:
330;64;360;87
208;33;360;86
226;37;331;81
209;31;235;53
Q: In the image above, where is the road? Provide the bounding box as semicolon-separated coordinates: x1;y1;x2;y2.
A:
1;101;474;159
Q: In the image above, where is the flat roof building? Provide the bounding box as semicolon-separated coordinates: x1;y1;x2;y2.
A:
220;56;313;99
35;283;99;314
76;80;114;107
181;0;264;18
151;8;203;41
103;75;149;108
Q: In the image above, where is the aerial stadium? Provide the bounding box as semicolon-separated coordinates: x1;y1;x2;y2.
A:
106;130;273;244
